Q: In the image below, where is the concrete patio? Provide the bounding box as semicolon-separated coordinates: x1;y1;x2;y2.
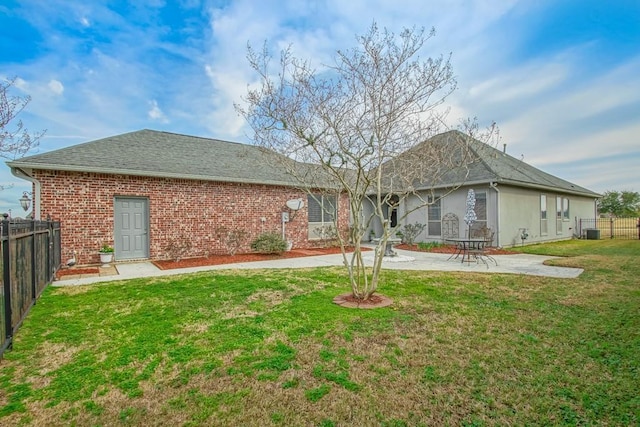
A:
54;248;583;287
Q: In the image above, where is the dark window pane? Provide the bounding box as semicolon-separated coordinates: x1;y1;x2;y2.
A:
308;194;322;222
324;195;337;222
427;196;441;236
308;194;336;223
428;222;441;236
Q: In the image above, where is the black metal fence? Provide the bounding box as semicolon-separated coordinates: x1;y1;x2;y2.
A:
1;218;61;359
578;217;640;240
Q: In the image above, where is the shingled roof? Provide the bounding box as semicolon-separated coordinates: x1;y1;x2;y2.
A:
7;129;301;187
461;131;599;197
8;129;599;198
392;130;600;198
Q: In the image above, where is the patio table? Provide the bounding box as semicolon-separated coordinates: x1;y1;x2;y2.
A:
445;237;497;267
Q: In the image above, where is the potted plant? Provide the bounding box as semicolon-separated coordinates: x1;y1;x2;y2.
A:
99;244;114;266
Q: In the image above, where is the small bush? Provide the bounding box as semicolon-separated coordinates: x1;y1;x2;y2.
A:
250;232;287;254
313;224;341;247
214;226;249;256
417;241;445;251
313;225;337;240
401;222;426;245
165;236;192;261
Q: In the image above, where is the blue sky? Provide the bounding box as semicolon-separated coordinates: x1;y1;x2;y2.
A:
1;0;639;215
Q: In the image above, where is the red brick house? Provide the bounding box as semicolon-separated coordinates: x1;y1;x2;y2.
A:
8;130;349;265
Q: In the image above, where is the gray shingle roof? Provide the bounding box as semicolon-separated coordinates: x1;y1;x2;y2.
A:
387;130;600;197
7;129;301;187
8;129;600;197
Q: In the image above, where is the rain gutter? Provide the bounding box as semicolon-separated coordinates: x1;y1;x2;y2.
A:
10;167;41;220
490;181;500;247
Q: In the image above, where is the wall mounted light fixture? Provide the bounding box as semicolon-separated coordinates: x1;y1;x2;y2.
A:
19;191;32;212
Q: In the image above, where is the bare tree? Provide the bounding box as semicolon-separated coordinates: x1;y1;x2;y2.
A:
237;24;496;300
1;77;43;161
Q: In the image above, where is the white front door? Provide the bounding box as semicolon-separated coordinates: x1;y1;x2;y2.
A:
114;197;149;260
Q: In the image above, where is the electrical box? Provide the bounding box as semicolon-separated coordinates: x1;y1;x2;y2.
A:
281;212;289;223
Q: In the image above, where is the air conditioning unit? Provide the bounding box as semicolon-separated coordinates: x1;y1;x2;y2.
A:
585;229;600;240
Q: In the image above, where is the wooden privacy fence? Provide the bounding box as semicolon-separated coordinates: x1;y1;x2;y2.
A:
1;218;61;359
578;217;640;240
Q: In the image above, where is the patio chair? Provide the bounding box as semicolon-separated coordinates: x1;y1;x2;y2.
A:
471;226;495;246
467;237;497;268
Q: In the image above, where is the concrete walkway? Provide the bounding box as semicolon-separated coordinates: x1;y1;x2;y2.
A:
53;248;583;287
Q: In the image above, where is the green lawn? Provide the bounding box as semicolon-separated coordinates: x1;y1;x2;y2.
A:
1;240;638;426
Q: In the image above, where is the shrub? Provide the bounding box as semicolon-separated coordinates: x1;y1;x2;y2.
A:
250;232;287;254
313;224;341;247
313;225;337;240
214;226;249;256
401;222;426;245
165;236;192;261
417;241;445;251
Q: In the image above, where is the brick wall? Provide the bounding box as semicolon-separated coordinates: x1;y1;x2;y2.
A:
33;170;350;265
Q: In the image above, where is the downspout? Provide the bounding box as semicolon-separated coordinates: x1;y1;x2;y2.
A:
10;167;41;220
489;182;500;247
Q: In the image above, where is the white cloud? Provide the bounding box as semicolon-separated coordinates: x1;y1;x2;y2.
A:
490;54;640;163
199;0;513;138
1;0;639;215
48;79;64;95
559;156;638;193
148;100;168;123
468;63;568;104
13;77;28;91
194;0;640;193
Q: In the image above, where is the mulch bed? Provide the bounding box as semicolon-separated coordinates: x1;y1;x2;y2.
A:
153;246;372;270
55;244;515;274
395;243;518;255
56;267;100;278
333;292;393;309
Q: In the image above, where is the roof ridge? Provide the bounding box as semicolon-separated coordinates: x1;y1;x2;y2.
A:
8;129;599;197
461;133;502;181
15;129;144;162
6;128;323;188
140;129;255;147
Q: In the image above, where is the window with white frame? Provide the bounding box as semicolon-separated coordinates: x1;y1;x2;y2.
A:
427;195;441;236
562;197;570;221
308;194;337;239
540;194;548;235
